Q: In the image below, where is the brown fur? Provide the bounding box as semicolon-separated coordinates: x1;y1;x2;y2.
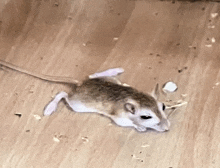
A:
73;78;162;119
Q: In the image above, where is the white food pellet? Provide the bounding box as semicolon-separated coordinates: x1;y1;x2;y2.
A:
211;13;218;18
163;82;178;92
33;114;41;120
81;137;89;143
205;44;212;47
141;144;150;148
208;25;215;29
53;137;60;142
211;38;216;43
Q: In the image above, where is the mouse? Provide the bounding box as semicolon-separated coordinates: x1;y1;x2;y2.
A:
0;59;170;132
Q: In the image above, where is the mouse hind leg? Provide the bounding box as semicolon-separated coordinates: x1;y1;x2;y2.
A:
89;68;125;85
89;68;124;79
44;91;71;115
44;91;100;115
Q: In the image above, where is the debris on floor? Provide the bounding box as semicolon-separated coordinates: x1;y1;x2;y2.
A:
208;25;215;29
166;100;188;110
108;123;113;126
178;67;188;73
211;13;218;18
165;100;188;118
53;136;60;142
33;114;41;120
113;37;119;41
212;82;220;89
205;44;212;47
28;85;35;93
82;41;92;46
81;136;89;143
131;154;144;162
53;134;68;142
14;113;22;118
141;143;150;148
211;37;216;43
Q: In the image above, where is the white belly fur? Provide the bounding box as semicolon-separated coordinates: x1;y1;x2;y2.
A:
68;100;98;113
113;117;134;127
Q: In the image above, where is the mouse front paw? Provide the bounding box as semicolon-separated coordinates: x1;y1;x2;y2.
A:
134;125;147;132
44;101;58;116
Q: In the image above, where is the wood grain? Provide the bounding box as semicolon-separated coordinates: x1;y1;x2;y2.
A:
0;0;220;168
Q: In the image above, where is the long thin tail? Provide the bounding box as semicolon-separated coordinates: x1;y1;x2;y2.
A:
0;59;79;84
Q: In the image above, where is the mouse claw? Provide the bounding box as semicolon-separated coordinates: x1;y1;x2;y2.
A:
44;101;58;116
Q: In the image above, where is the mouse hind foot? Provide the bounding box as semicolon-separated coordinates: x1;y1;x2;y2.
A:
44;91;69;115
89;68;124;79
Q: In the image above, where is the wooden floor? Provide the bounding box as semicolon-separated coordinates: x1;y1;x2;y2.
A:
0;0;220;168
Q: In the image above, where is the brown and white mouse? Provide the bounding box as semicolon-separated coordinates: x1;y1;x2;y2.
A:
44;68;170;132
0;59;170;132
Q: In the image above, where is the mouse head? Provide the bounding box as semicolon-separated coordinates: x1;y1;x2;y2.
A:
124;84;170;132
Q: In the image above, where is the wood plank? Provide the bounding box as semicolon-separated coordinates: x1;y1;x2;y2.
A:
0;1;220;168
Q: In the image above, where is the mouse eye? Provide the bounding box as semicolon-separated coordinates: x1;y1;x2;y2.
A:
140;116;152;120
162;103;166;111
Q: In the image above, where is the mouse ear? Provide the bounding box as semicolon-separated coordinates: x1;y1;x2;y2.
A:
124;103;136;114
151;83;160;100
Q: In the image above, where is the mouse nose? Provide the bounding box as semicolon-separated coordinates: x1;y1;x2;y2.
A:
160;119;170;131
